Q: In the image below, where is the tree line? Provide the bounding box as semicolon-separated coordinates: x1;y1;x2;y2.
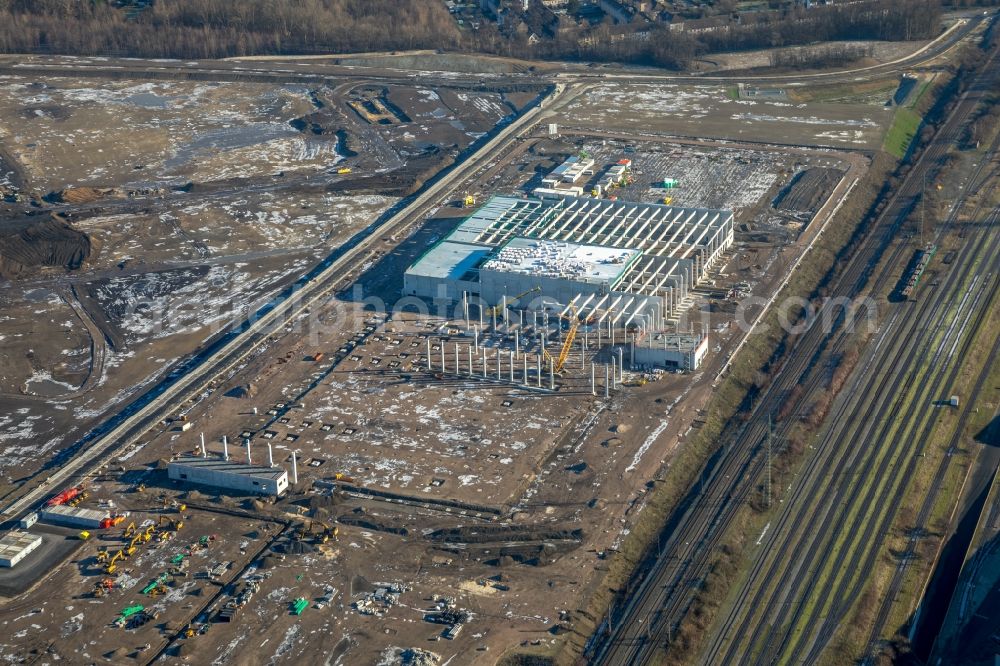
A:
0;0;949;68
0;0;462;59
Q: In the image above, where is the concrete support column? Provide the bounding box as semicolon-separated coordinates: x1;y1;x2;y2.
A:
509;350;514;382
618;348;624;382
549;358;555;390
591;363;596;396
426;339;432;370
605;365;610;398
523;354;528;385
496;348;501;380
468;346;473;376
536;354;542;388
440;344;446;372
482;348;488;378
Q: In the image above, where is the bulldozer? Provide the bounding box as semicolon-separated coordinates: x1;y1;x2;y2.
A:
158;515;184;532
294;520;338;544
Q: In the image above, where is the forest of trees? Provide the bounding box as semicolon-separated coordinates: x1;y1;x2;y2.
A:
0;0;962;68
0;0;463;59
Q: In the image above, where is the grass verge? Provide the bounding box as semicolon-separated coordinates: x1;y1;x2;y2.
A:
885;107;922;159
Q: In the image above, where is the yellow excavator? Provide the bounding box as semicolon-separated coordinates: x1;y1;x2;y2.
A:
463;193;476;208
104;550;124;575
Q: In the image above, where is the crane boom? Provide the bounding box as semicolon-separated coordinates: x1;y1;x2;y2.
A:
554;305;580;372
489;286;541;320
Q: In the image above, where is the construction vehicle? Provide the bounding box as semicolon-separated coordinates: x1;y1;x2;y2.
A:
487;286;541;321
105;551;124;575
337;167;352;174
333;472;355;483
662;196;673;205
463;193;476;208
123;521;137;538
158;515;184;532
97;548;111;563
546;304;581;374
79;530;91;540
294;520;338;544
92;578;115;598
142;573;171;596
141;525;156;542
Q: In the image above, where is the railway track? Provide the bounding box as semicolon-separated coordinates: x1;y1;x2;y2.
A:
861;282;1000;659
718;197;1000;666
589;20;999;665
705;51;1000;663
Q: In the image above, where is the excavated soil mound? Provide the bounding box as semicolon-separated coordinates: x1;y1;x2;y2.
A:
53;187;119;204
0;217;90;279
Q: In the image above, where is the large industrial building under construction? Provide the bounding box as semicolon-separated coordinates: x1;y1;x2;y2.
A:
404;194;734;328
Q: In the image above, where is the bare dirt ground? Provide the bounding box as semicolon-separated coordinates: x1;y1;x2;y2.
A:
555;82;894;149
0;52;884;664
0;68;535;493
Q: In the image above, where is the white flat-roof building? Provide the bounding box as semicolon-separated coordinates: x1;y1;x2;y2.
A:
547;155;594;184
0;531;42;568
403;195;734;328
39;505;110;529
168;456;288;496
633;332;709;371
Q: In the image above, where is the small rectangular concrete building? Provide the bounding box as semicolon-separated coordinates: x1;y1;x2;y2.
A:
633;333;709;371
0;531;42;568
39;505;110;529
168;456;288;496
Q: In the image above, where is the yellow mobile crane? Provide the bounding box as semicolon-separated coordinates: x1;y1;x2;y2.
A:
542;304;581;373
